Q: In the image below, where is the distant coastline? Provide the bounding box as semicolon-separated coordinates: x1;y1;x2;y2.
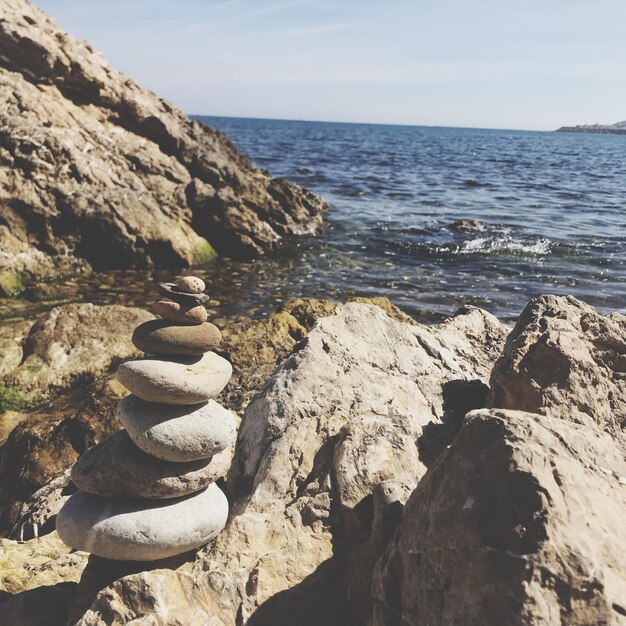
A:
557;120;626;135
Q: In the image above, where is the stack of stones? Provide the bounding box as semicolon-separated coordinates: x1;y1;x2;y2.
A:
57;276;236;561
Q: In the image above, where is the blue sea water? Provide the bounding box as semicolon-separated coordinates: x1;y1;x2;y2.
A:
197;116;625;321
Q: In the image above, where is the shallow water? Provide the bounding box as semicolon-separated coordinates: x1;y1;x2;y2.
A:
2;119;625;323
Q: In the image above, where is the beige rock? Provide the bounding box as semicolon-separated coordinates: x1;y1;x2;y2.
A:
0;303;152;407
488;295;626;432
0;531;87;594
71;430;231;499
152;300;208;324
118;396;236;462
132;319;222;356
79;302;507;624
370;409;626;626
57;483;229;561
117;352;232;405
0;0;328;290
175;276;205;294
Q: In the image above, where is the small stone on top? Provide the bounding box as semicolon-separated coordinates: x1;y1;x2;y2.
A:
176;276;205;294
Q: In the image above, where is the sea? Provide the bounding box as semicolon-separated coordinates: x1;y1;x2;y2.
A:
2;117;624;324
196;116;625;322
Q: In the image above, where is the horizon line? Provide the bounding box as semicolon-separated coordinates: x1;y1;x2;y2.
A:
188;113;557;134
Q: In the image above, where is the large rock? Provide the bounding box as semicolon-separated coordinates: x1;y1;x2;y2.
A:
0;0;327;293
76;302;507;623
117;352;232;405
0;303;152;409
118;396;236;462
488;295;626;433
71;430;230;499
57;483;229;561
371;409;626;626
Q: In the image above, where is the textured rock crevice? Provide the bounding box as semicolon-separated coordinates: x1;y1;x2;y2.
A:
0;0;328;292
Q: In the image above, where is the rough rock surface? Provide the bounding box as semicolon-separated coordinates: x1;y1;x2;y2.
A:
371;408;626;626
488;295;626;433
0;0;328;292
78;302;507;623
0;303;152;408
57;482;229;561
0;376;127;534
71;430;231;499
119;396;236;462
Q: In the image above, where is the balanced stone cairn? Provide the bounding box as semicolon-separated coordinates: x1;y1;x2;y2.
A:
57;276;235;561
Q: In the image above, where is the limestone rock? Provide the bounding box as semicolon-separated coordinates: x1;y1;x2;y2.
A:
71;430;230;499
132;319;221;357
488;295;626;432
118;396;236;462
0;531;86;595
57;483;228;561
85;302;507;624
0;303;152;408
152;301;208;325
117;352;232;404
371;409;626;625
0;0;328;293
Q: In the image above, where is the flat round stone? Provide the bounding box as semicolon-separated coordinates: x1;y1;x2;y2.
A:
118;396;236;462
71;430;230;498
57;482;228;561
152;301;208;324
132;320;221;356
117;352;232;405
176;276;205;294
158;283;210;306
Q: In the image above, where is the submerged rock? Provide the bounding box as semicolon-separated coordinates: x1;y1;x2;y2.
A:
0;0;328;292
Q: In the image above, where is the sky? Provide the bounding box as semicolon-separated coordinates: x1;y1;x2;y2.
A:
34;0;626;130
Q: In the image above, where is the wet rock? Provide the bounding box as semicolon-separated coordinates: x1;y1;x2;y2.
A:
488;295;626;432
57;483;228;561
117;352;232;404
119;396;236;462
152;301;208;324
132;319;221;356
71;430;230;499
371;409;626;626
0;1;327;289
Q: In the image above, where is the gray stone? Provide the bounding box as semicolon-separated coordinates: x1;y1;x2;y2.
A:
56;482;228;561
132;320;221;357
71;430;230;499
158;283;210;306
116;352;232;405
118;396;236;462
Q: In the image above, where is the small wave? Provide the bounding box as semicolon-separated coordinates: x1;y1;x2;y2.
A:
440;235;553;256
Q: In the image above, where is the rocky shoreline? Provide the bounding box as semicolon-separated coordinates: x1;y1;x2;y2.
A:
0;0;328;297
0;292;623;625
